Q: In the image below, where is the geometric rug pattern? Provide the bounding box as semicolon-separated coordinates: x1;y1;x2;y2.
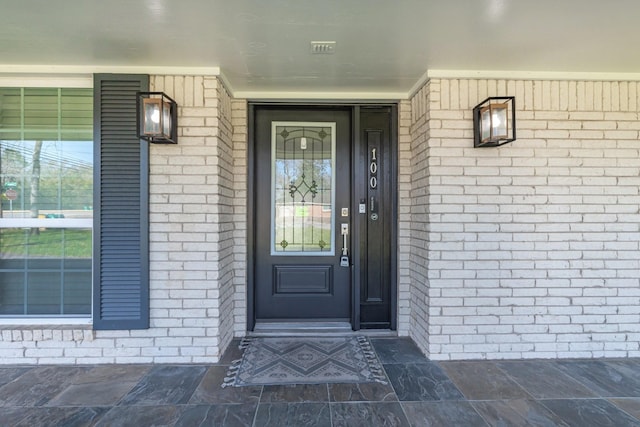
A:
222;336;387;387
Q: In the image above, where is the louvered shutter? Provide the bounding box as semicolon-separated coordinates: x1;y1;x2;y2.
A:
93;74;149;329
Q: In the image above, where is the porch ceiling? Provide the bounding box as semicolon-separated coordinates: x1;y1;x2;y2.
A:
2;0;640;97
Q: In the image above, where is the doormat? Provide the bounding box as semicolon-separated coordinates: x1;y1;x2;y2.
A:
222;336;387;387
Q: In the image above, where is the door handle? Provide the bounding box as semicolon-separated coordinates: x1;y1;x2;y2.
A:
340;223;349;267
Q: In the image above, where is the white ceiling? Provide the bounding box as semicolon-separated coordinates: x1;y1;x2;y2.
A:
2;0;640;97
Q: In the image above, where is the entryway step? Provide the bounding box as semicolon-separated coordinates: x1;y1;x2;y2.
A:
252;322;352;337
250;322;396;337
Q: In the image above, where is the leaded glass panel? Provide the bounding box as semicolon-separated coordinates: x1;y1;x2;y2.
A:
271;122;335;255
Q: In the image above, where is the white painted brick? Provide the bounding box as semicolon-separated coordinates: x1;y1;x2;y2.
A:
414;76;640;359
411;79;640;359
64;348;102;358
0;348;25;358
463;344;500;354
141;347;180;357
181;346;206;357
25;347;64;358
451;335;486;344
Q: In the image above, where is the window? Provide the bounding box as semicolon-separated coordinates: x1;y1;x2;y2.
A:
0;87;93;317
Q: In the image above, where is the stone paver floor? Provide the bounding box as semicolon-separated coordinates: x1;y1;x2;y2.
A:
1;338;640;426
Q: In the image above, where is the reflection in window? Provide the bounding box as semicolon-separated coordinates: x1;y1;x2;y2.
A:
0;228;92;315
0;87;93;317
272;123;335;255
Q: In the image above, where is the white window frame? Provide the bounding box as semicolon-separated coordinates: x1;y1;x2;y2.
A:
0;74;94;325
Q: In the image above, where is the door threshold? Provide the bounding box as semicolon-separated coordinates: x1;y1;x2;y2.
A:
252;321;351;336
250;321;396;337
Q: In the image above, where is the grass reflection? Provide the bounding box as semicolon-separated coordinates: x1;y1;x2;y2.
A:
0;228;91;258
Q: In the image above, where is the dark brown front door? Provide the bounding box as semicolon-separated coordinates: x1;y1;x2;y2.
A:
253;107;352;322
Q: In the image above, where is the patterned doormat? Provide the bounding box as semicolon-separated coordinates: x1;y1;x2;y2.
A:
222;336;387;387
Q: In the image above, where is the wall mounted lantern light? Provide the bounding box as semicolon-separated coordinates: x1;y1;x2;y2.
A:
137;92;178;144
473;96;516;147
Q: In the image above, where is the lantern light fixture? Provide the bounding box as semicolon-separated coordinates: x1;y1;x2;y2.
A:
137;92;178;144
473;96;516;147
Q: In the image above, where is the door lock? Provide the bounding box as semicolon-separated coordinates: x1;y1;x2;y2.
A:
341;223;349;235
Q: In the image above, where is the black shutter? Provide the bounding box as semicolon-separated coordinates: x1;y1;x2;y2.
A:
93;74;150;330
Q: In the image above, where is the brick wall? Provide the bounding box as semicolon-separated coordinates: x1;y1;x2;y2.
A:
0;327;95;364
411;78;640;360
406;82;433;353
0;75;242;364
231;99;248;336
146;75;234;362
397;100;413;336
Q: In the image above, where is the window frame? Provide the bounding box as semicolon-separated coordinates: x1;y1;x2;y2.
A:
0;76;94;324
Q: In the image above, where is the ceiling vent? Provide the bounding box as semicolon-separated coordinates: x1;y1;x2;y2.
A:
310;41;336;54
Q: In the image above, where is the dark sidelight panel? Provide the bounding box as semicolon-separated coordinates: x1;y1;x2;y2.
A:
358;107;395;329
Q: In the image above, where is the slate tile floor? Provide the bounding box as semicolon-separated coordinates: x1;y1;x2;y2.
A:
2;338;640;426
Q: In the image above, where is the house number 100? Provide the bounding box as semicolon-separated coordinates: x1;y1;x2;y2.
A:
370;148;378;189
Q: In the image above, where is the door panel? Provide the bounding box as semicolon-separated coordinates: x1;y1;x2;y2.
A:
358;108;395;329
254;107;351;321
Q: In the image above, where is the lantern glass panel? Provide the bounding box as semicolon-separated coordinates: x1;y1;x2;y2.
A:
491;103;508;139
143;98;162;135
162;101;171;137
480;107;491;141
